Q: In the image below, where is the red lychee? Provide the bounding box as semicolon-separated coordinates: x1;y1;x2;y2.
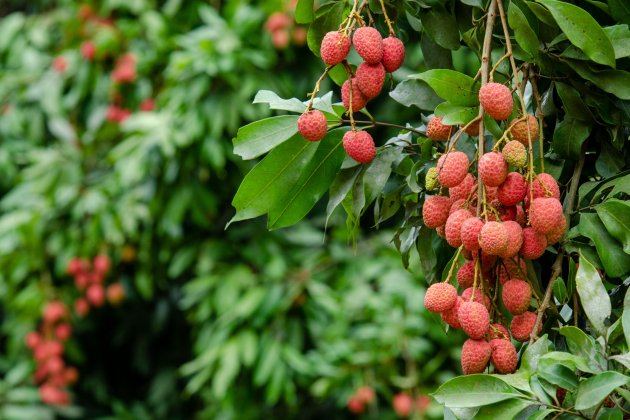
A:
297;110;328;141
511;114;539;146
478;152;508;187
353;27;383;64
458;301;490;339
498;172;527;207
461;217;484;252
529;173;560;200
529;197;564;235
343;130;376;163
441;296;463;329
490;338;518;373
341;78;368;112
320;31;351;65
479;82;513;120
461;338;491;374
424;282;458;313
510;311;541;341
445;209;473;247
382;36;405;72
498;221;523;259
520;227;547;259
356;62;385;98
422;195;451;229
426;116;452;141
449;173;475;202
502;279;532;315
479;221;508;256
437;151;470;188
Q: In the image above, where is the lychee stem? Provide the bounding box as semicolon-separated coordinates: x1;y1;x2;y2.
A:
342;61;357;129
306;65;334;112
489;52;512;80
529;74;546;172
443;246;464;284
340;119;426;136
378;0;396;37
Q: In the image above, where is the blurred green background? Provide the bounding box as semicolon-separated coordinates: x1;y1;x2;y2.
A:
0;1;467;418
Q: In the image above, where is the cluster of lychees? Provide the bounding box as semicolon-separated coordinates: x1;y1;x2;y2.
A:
296;19;405;163
67;254;125;317
421;82;564;375
25;301;79;406
346;386;430;418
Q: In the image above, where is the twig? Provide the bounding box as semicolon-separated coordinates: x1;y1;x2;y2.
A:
529;151;586;343
378;0;396;36
306;65;334;111
475;0;498;217
340;119;425;136
530;73;546;172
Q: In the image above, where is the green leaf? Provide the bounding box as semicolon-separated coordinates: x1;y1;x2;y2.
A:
551;117;591;159
527;409;555;420
564;26;630;60
610;353;630;370
253;90;306;113
431;375;522;408
623;287;630;349
389;79;444;110
538;364;578;391
596;199;630;255
575;252;611;336
268;128;348;229
434;102;478;125
537;0;615;67
609;0;630;26
474;398;531;419
538;351;597;374
230;136;318;224
326;166;361;226
411;69;480;107
567;61;630;100
597;408;624;420
420;34;453;69
419;6;460;50
233;116;300;160
552;278;568;304
555;82;592;122
295;0;314;24
558;326;606;372
578;213;630;278
574;371;630;410
508;2;540;60
521;334;548;372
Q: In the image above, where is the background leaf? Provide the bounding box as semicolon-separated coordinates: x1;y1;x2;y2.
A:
575;251;611;336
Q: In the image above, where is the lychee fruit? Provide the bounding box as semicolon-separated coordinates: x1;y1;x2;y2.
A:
426;116;452;141
457;261;476;288
460;217;484;252
437;151;470;188
392;393;414;418
546;216;567;246
479;221;508;256
488;323;510;340
347;396;365;414
343;130;376;163
426;167;439;191
498;172;527;206
436;225;446;238
449;173;475;202
490;339;518;373
510;311;541;341
476;252;498;274
515;205;526;226
422;195;451;229
424;282;458;313
502;140;527;168
497;257;527;285
355;386;376;404
441;296;463;329
478;152;508;187
530;173;560;200
529;197;564;235
479;82;513;120
461;339;491;374
352;27;383;64
341;78;368;112
498;221;523;258
381;36;405;72
449;198;469;215
458;301;490;339
320;31;351;65
502;279;532;315
511;114;539;146
520;227;547;259
463;120;480;137
356;62;385;98
462;287;491;309
297;110;328;141
445;209;473;247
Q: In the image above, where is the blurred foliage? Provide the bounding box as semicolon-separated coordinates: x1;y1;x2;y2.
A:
0;0;457;418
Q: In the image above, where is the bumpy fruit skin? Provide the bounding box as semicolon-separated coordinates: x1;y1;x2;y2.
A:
515;205;526;227
546;216;567;245
520;227;547;259
461;217;484;252
449;173;475;202
441;296;463;328
488;323;510;340
445;209;473;247
341;78;368;112
297;110;328;141
424;282;458;313
462;287;491;309
510;311;541;341
353;27;383;64
530;197;564;235
502;279;532;315
461;339;491;374
497;257;527;285
458;301;490;339
478;152;508;187
425;167;439;190
426;116;452;141
479;82;513;120
530;173;560;199
498;172;527;206
502;140;527;168
356;62;385;98
449;198;469;215
498;221;523;258
457;261;475;288
490;339;518;373
343;131;376;163
381;36;405;72
463;120;480;137
320;31;351;65
437;151;470;188
511;114;539;146
479;221;508;256
422;195;451;229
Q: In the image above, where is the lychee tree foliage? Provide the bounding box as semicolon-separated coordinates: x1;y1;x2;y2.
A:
232;0;630;417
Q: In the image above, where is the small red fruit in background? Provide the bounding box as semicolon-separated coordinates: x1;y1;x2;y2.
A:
107;282;125;305
140;98;155;112
75;297;90;317
347;395;365;414
81;41;96;60
86;284;105;307
392;392;414;418
52;57;67;73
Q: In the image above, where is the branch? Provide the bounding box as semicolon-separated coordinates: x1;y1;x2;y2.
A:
476;0;498;216
340;119;426;136
529;151;586;343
